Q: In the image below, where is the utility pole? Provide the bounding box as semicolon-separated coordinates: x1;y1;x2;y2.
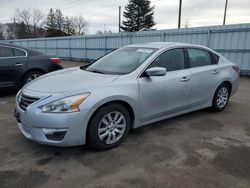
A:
119;6;121;33
223;0;228;25
178;0;182;29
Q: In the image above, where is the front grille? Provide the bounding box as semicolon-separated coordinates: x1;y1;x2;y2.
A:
18;94;40;111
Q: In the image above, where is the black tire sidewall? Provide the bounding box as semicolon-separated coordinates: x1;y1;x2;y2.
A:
88;103;131;150
212;83;230;112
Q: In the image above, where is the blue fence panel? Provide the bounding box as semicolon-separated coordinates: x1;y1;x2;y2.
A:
1;23;250;75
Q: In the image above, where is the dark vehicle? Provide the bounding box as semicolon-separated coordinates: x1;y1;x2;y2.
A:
0;43;62;90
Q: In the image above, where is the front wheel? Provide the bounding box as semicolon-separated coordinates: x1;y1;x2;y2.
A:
88;103;131;150
211;83;230;112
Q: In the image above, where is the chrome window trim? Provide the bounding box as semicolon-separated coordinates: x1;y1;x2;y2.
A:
137;45;220;78
0;45;28;59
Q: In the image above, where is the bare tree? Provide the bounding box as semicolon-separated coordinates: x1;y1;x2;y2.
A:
32;9;45;29
14;8;45;37
15;8;32;26
72;15;88;35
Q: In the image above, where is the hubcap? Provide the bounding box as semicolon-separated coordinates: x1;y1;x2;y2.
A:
98;111;126;145
26;73;41;83
217;87;228;108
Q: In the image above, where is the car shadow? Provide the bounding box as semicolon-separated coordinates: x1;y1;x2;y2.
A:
0;89;17;97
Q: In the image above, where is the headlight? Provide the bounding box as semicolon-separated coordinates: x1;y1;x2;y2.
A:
16;90;22;103
41;93;90;113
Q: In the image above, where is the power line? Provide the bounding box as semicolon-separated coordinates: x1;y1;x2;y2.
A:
63;1;124;19
54;0;80;10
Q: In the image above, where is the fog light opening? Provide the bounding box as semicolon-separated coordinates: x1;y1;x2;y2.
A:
42;128;67;141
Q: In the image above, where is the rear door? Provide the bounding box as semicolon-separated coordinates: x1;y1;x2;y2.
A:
138;48;191;122
0;46;27;88
186;48;220;108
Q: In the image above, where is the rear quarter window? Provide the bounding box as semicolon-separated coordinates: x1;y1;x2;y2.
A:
211;53;219;64
187;48;213;68
13;49;26;56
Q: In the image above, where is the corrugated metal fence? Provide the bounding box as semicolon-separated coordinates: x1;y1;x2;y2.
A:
2;23;250;75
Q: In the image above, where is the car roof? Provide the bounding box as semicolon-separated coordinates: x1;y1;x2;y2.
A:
0;42;43;55
127;42;212;50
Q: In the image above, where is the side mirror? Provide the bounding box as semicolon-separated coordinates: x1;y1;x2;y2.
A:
145;67;166;77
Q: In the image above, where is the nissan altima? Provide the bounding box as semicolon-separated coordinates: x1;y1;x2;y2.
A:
14;42;239;149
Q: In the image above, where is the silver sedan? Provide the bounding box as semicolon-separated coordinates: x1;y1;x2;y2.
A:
14;42;239;149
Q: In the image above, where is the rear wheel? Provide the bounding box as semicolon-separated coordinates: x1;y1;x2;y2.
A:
88;103;131;150
211;83;230;112
24;71;43;84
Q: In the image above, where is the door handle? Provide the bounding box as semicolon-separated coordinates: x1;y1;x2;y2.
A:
212;69;220;74
14;63;24;66
180;76;190;82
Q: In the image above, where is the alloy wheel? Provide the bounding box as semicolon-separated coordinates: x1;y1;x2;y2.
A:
98;111;126;144
216;87;229;108
26;73;41;83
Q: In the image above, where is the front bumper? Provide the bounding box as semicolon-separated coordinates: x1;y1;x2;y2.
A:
14;101;89;147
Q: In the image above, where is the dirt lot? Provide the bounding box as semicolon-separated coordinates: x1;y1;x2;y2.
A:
0;61;250;188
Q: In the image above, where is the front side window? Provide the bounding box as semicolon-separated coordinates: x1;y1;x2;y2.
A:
188;48;213;68
149;48;185;72
0;47;13;57
86;47;157;75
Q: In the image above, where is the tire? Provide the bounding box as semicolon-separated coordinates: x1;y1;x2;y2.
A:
23;71;43;84
88;103;131;150
211;83;230;112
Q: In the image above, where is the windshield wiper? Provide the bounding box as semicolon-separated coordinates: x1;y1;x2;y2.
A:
87;70;106;74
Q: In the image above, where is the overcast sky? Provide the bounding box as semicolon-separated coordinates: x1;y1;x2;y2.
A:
0;0;249;34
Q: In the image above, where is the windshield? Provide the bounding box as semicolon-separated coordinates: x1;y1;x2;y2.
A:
86;47;157;75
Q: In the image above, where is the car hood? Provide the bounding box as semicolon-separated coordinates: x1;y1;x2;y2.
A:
23;67;120;93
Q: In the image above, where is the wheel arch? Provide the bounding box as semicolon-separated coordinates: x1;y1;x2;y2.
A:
85;99;136;143
216;80;232;95
222;80;232;94
23;68;45;81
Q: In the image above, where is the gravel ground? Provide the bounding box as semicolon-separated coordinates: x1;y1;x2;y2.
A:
0;60;250;188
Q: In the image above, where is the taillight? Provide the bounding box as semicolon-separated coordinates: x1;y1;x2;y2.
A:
50;58;61;64
232;66;240;73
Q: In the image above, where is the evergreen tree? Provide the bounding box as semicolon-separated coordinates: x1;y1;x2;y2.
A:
121;0;155;32
45;8;57;37
55;9;65;36
64;16;75;36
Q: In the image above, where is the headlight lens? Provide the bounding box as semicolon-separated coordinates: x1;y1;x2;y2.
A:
16;90;22;103
41;93;90;113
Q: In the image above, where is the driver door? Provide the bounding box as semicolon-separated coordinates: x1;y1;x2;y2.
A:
137;48;191;123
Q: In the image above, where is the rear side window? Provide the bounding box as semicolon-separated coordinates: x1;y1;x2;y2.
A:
13;49;26;56
188;48;213;68
0;47;13;57
211;53;219;64
149;49;185;72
